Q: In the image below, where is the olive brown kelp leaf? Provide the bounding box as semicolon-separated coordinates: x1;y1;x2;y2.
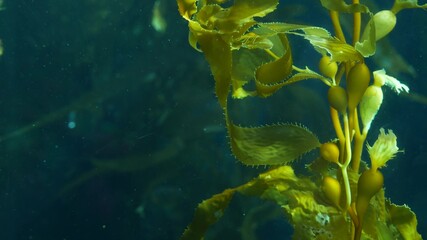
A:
228;123;320;165
181;166;422;239
180;166;303;240
215;0;278;33
256;67;331;98
388;202;422;240
231;27;292;98
181;189;235;240
177;0;197;20
181;166;349;240
320;0;370;13
197;32;232;109
178;0;281;106
259;23;364;62
255;34;293;86
392;0;427;14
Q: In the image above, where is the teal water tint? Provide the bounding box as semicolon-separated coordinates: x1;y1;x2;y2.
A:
0;0;426;239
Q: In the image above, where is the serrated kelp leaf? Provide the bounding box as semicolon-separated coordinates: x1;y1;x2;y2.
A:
255;34;292;85
180;166;301;240
231;47;269;99
181;189;236;240
301;33;363;62
228;0;278;20
306;156;331;176
259;22;331;38
392;0;427;14
195;4;224;30
356;13;376;57
177;0;198;20
236;32;274;50
228;123;320;165
259;23;363;62
188;30;201;52
362;190;392;239
198;0;278;33
181;165;421;239
204;0;230;5
320;0;369;13
198;32;232;108
240;167;350;239
256;67;331;98
388;202;422;240
238;165;301;196
231;27;289;99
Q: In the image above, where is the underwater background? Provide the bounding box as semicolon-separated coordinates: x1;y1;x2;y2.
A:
0;0;426;239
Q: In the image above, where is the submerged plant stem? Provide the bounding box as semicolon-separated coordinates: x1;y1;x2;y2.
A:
342;112;352;209
352;0;361;45
330;11;346;42
330;108;346;164
351;109;365;172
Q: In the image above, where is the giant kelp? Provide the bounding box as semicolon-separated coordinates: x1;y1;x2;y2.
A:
177;0;425;239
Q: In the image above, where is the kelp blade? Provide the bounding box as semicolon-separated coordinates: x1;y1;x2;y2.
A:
181;189;235;240
259;23;363;62
255;34;293;85
320;0;369;13
228;123;320;165
256;67;330;97
181;166;422;239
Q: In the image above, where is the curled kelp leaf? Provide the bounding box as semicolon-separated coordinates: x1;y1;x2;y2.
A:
259;23;363;62
236;32;274;50
392;0;427;14
255;34;292;85
356;13;376;57
194;0;278;33
232;27;292;99
320;0;370;13
181;189;235;240
388;201;422;240
228;123;320;165
256;67;331;98
301;33;363;62
221;0;279;24
178;0;282;106
181;164;422;239
197;32;232;108
181;166;315;240
177;0;197;20
231;27;291;99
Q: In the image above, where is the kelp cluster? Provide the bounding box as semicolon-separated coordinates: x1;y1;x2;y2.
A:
177;0;425;239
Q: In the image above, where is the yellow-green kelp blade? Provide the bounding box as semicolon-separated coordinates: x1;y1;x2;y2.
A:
256;67;331;98
197;32;232;109
392;0;427;14
255;34;293;86
320;0;370;13
181;189;235;240
180;166;348;240
181;166;422;240
259;23;364;62
388;202;422;240
177;0;197;20
356;13;376;57
228;123;320;165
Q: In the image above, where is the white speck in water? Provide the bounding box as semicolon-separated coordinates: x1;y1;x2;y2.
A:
67;111;77;129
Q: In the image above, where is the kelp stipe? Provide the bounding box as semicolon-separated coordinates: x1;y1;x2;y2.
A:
177;0;425;239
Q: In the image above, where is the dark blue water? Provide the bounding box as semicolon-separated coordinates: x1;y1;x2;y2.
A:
0;0;426;239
